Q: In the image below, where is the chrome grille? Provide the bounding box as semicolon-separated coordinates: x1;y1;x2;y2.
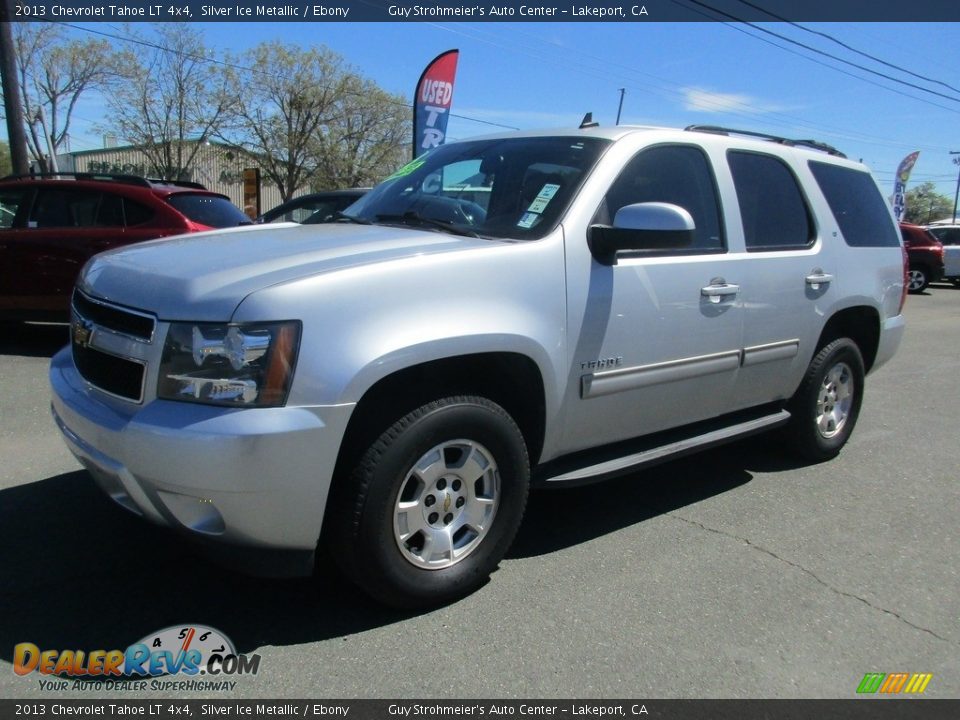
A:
71;292;155;403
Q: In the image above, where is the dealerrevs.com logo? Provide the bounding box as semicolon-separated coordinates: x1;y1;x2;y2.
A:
13;625;261;692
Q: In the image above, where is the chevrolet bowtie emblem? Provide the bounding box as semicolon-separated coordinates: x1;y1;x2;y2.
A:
443;494;451;513
72;318;94;348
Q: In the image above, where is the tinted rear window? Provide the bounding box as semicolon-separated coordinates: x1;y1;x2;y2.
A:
166;194;249;228
809;162;900;247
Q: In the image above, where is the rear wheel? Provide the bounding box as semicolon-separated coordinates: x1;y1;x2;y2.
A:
784;338;865;462
328;396;529;608
907;266;929;293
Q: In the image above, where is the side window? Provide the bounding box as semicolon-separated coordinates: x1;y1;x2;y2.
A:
601;145;724;252
0;189;27;229
729;151;813;251
808;161;900;247
30;189;101;228
96;193;125;227
123;199;155;226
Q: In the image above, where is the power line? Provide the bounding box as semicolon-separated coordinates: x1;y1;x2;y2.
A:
676;0;960;106
731;0;960;96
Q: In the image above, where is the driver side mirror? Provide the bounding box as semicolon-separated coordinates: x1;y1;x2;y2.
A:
589;202;696;265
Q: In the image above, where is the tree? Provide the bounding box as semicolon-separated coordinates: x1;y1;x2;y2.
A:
104;26;235;180
224;43;409;201
903;182;953;224
311;76;410;189
0;140;11;177
224;43;349;202
14;23;126;172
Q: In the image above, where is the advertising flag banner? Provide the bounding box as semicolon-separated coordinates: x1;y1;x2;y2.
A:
892;151;920;221
413;49;459;159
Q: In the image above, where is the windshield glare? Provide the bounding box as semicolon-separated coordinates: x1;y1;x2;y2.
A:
347;136;609;240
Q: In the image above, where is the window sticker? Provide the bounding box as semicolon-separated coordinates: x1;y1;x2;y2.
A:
516;212;539;229
526;183;561;215
385;155;428;181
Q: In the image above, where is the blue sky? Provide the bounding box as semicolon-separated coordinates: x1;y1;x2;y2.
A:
34;21;960;203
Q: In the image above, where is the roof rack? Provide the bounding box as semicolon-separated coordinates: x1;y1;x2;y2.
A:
683;125;847;158
2;172;153;186
146;178;207;190
1;172;208;190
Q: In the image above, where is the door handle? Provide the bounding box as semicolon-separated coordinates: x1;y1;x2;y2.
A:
805;270;834;289
701;280;740;303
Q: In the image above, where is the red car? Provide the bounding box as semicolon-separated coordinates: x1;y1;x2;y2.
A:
0;173;250;321
899;222;944;293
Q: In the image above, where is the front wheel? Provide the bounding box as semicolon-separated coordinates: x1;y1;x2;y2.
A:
783;338;865;462
328;396;529;608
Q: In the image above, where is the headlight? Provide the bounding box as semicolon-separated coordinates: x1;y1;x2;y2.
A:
158;321;300;407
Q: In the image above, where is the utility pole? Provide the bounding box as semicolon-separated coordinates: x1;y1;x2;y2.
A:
615;88;625;126
0;0;29;174
951;151;960;223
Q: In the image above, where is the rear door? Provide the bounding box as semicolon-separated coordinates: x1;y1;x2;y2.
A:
724;150;836;410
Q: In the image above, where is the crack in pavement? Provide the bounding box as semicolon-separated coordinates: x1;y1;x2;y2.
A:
667;512;954;645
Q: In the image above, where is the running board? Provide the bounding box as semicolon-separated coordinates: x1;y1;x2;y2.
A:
535;408;791;487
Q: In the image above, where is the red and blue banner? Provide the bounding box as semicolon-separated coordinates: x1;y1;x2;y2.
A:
892;151;920;221
413;49;459;159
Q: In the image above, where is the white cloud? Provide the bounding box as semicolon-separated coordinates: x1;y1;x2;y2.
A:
683;87;790;115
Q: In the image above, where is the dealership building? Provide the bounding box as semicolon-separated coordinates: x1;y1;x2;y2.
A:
55;140;288;217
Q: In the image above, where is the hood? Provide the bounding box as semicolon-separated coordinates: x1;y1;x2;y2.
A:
79;223;496;321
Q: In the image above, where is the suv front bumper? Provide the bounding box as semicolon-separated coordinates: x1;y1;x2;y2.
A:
50;347;354;573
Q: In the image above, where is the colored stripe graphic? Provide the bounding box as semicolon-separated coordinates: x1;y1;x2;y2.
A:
880;673;909;693
904;673;933;694
857;672;932;694
857;673;885;693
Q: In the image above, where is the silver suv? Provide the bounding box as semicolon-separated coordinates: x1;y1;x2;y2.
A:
50;124;906;607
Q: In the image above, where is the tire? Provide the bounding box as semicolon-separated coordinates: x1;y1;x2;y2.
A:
907;266;929;293
328;396;530;608
952;278;960;289
784;338;865;462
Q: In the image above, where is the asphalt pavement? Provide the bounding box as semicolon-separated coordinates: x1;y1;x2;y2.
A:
0;285;957;699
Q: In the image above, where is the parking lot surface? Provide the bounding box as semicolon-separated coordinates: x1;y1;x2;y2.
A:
1;285;958;698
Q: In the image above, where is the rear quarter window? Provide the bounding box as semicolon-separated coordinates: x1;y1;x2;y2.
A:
166;194;249;228
809;162;900;247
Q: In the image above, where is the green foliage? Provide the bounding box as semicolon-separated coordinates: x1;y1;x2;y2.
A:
903;182;954;224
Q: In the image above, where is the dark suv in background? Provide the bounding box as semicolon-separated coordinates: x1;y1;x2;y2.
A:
899;222;944;293
0;173;250;321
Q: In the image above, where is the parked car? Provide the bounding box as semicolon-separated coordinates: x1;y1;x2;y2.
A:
257;189;368;224
899;222;944;293
924;222;960;287
51;124;905;608
0;173;251;321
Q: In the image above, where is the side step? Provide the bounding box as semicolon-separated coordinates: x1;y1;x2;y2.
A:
535;408;791;487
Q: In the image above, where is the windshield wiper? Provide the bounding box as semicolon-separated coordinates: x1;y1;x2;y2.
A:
332;211;372;225
374;211;480;238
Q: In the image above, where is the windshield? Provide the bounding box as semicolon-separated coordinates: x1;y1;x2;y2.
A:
347;136;610;240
